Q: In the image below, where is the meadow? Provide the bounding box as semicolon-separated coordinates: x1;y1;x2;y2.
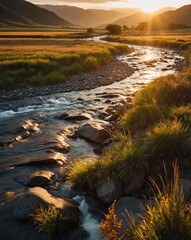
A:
103;34;191;50
0;29;128;89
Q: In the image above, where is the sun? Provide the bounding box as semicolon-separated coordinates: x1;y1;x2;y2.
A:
140;3;164;13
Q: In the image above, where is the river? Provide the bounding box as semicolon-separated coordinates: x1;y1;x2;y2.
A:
0;39;184;239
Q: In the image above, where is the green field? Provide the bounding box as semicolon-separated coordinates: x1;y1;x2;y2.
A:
0;30;129;89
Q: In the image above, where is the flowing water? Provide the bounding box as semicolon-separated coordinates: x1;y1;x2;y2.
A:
0;40;184;239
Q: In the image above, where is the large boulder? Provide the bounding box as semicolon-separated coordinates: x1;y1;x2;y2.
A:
77;123;110;144
16;170;54;187
97;179;122;204
13;187;78;230
115;197;151;231
123;171;145;195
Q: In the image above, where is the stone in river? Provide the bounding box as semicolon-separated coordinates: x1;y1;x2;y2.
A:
16;170;54;187
77;123;110;144
97;179;122;203
13;187;78;231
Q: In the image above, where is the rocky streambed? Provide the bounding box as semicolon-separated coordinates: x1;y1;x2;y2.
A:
0;43;185;239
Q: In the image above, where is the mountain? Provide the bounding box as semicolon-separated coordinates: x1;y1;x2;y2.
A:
151;5;191;28
39;5;126;28
0;0;74;27
97;12;153;29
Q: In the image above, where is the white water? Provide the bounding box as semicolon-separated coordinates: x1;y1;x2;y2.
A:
74;195;102;240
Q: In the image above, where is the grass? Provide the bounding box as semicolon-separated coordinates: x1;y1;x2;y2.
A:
0;32;131;89
121;105;167;134
125;163;191;240
103;35;191;50
66;137;149;191
133;73;191;107
31;205;65;240
146;120;190;161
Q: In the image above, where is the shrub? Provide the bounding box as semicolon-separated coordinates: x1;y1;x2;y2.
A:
146;120;190;160
31;205;65;240
100;200;123;240
126;163;191;240
171;105;191;127
133;73;191;107
66;158;100;190
83;55;99;71
121;105;167;133
105;24;122;35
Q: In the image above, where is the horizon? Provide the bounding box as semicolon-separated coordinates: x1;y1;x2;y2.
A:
27;0;191;12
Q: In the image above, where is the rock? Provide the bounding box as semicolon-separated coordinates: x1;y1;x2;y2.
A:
0;136;15;146
62;114;91;121
16;171;54;187
63;227;90;240
77;123;110;144
13;187;78;230
93;146;103;155
16;152;66;166
123;171;145;195
179;178;191;202
59;112;69;119
97;179;122;203
115;196;150;231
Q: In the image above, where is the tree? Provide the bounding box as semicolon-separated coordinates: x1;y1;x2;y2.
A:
87;27;94;34
105;24;122;35
136;22;149;31
123;25;129;31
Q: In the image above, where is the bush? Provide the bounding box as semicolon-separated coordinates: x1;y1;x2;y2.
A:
66;159;100;190
146;120;190;160
83;55;99;71
100;200;123;240
31;205;65;240
105;24;122;35
126;163;191;240
171;105;191;127
121;105;167;133
133;73;191;107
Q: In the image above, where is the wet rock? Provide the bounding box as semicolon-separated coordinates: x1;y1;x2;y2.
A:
62;114;91;121
104;99;112;104
64;227;90;240
97;179;122;204
115;197;150;231
179;178;191;202
21;119;40;133
59;112;69;119
13;187;78;230
16;170;54;187
123;171;145;195
16;152;66;167
93;146;103;155
0;137;16;147
77;123;110;144
98;112;109;120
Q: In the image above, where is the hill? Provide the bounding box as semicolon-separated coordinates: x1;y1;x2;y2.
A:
0;0;74;27
39;5;125;28
151;5;191;28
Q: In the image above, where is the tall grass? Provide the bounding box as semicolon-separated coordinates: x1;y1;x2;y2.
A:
125;163;191;240
31;205;65;240
0;38;131;89
146;120;190;160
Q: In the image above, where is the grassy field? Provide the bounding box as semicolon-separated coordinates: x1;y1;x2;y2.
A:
103;35;191;50
0;30;130;89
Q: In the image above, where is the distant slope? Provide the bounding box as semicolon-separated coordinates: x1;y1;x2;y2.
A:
39;4;125;27
39;5;98;27
0;0;74;27
97;12;153;29
151;5;191;28
0;3;36;27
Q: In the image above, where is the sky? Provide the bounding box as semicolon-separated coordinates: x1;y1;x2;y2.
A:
28;0;191;12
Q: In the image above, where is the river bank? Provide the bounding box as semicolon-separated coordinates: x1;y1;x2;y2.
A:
0;57;134;102
0;44;185;240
